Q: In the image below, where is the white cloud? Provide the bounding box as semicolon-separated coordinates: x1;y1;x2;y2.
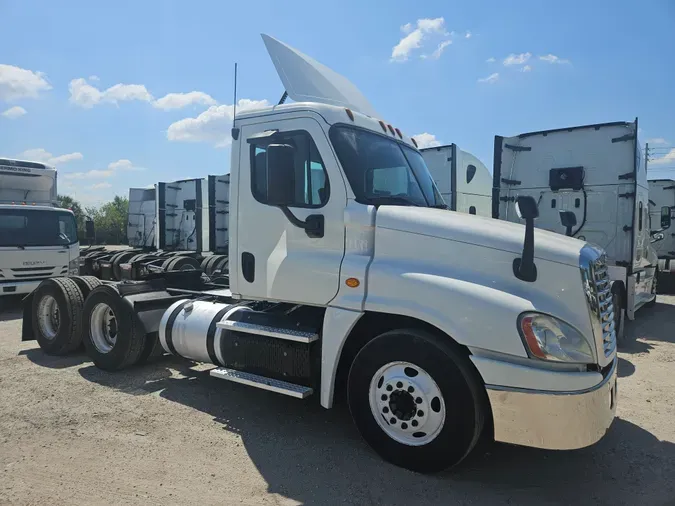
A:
0;64;52;101
503;53;532;66
520;65;532;72
153;91;217;111
465;31;472;39
413;133;441;149
88;75;100;82
427;40;452;60
2;106;27;119
19;148;83;166
478;73;499;84
391;17;447;62
91;182;112;189
647;138;669;145
167;98;270;147
108;159;144;171
69;77;153;108
486;57;496;63
539;54;570;64
650;148;675;166
63;169;113;180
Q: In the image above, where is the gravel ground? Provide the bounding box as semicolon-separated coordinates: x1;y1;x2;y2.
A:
0;295;673;506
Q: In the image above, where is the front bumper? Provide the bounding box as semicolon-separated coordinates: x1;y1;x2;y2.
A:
486;357;618;450
0;279;42;296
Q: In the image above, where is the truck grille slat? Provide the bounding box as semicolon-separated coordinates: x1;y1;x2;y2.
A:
582;252;616;359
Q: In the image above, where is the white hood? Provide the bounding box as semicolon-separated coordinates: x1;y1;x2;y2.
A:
376;206;586;267
261;34;380;118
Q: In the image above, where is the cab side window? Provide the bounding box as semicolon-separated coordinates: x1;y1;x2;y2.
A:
250;131;329;208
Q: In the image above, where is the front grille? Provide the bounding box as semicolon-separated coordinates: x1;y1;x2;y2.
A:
0;265;64;281
580;246;617;360
592;261;616;357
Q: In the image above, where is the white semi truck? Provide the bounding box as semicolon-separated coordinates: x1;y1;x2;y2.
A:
0;158;79;298
420;144;492;216
127;186;157;249
493;120;663;339
22;35;618;473
648;178;675;283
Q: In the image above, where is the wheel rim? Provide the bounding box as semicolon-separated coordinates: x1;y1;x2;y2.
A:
89;303;118;353
369;361;446;446
37;295;60;340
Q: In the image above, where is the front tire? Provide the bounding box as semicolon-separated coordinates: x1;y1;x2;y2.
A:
347;329;486;473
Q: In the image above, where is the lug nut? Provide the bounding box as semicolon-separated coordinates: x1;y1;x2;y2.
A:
396;381;403;388
417;410;424;417
381;394;387;401
386;385;393;392
401;423;408;429
390;417;397;424
415;397;422;404
408;386;414;393
383;407;389;413
411;420;418;427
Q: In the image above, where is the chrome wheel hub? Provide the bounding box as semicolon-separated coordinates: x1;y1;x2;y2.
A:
37;295;60;340
369;361;446;446
90;303;118;353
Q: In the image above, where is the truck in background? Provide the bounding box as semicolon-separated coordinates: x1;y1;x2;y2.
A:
22;34;618;473
0;158;79;299
127;186;157;249
493;120;665;339
420;144;492;216
648;179;675;287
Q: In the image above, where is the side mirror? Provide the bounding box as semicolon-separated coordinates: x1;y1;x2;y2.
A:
265;144;296;206
85;219;95;241
661;206;671;230
559;210;577;237
515;196;539;220
513;196;539;282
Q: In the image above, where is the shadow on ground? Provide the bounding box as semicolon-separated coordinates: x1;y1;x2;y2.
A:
619;298;675;355
74;360;675;506
0;296;24;323
19;347;90;369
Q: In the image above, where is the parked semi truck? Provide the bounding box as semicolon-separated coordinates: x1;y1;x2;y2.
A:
0;158;79;299
648;179;675;284
420;144;492;216
22;35;618;473
493;120;665;339
127;186;157;249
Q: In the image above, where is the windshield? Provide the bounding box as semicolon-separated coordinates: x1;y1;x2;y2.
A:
0;209;78;247
329;126;445;208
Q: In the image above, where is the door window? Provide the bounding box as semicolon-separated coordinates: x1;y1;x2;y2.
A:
250;131;329;208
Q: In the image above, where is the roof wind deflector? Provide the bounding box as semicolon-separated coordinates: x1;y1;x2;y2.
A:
261;33;380;118
247;129;280;144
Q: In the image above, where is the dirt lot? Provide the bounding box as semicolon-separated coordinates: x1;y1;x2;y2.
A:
1;296;674;506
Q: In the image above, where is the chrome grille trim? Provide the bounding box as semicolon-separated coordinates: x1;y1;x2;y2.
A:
580;245;617;361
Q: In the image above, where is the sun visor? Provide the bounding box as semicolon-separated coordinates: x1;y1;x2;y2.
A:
261;34;380;118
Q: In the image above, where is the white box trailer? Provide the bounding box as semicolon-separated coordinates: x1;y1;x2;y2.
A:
420;144;492;216
22;34;618;473
127;186;157;249
493;120;659;334
648;179;675;276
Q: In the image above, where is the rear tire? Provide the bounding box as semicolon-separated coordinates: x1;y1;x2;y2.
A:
347;329;486;473
82;285;147;370
32;278;84;355
111;251;136;281
166;256;201;272
71;276;102;300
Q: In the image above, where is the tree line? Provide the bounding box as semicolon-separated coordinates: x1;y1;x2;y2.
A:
57;194;130;245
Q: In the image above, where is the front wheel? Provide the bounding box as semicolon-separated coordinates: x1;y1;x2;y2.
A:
347;329;486;473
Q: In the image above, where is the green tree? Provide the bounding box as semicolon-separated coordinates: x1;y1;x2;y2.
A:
57;194;86;239
94;195;129;244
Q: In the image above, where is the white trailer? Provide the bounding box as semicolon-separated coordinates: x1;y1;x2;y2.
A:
420;144;492;216
648;179;675;279
493;120;661;337
22;34;618;473
127;186;157;249
0;158;79;297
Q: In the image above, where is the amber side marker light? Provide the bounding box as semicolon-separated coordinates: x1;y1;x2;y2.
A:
345;278;360;288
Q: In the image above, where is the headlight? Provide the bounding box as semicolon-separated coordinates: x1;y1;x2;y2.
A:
518;312;595;363
68;258;80;275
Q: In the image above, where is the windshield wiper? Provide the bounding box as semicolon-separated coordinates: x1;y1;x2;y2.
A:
367;195;421;207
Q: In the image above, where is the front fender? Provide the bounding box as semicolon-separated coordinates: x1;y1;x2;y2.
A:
365;268;531;357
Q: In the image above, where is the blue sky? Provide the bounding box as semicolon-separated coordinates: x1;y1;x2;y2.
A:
2;0;675;206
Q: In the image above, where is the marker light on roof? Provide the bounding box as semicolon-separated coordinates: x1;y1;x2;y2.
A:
395;128;402;139
387;124;395;135
345;108;355;121
379;120;387;132
411;138;418;147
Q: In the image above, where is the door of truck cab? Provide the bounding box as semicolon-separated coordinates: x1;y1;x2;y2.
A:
232;116;347;305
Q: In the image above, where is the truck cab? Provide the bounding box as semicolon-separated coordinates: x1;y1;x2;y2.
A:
493;121;657;334
648;179;675;279
0;159;79;297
